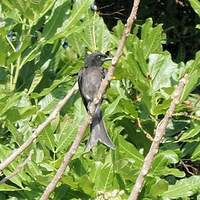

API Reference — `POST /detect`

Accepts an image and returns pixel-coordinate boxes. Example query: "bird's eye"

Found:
[97,55,101,60]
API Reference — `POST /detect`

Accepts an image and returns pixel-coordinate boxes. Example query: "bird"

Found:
[78,52,115,152]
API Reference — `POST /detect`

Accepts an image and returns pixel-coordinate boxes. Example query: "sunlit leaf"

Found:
[161,176,200,199]
[188,0,200,16]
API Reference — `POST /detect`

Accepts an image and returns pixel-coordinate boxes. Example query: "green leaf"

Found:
[6,35,32,65]
[2,0,55,24]
[188,0,200,16]
[150,179,168,197]
[43,0,91,43]
[160,168,185,178]
[79,175,94,196]
[178,123,200,141]
[77,15,112,52]
[55,98,86,153]
[21,45,41,67]
[5,120,21,143]
[28,70,43,94]
[42,0,71,41]
[3,167,31,188]
[151,150,182,177]
[89,161,103,184]
[141,18,164,59]
[123,18,165,77]
[30,0,56,24]
[31,77,70,98]
[104,96,122,118]
[92,162,114,191]
[36,112,56,150]
[118,98,138,118]
[0,92,23,117]
[161,176,200,199]
[148,53,178,92]
[55,116,76,153]
[122,53,150,98]
[35,148,45,163]
[118,135,143,168]
[0,35,8,65]
[192,143,200,160]
[181,52,200,101]
[18,105,38,120]
[0,184,25,191]
[0,67,8,83]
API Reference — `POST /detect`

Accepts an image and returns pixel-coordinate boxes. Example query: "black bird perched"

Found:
[78,52,115,152]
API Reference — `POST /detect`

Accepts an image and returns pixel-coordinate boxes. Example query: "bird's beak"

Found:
[103,57,112,62]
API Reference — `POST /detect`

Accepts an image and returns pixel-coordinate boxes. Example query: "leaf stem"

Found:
[11,56,21,91]
[6,36,16,52]
[10,63,14,90]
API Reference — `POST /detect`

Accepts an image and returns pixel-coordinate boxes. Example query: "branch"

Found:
[0,83,78,172]
[173,112,200,121]
[136,117,153,141]
[40,0,141,199]
[128,74,188,200]
[0,151,33,184]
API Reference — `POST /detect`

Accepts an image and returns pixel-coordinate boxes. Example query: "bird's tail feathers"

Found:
[85,108,115,152]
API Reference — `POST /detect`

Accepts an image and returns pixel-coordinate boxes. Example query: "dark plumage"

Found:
[78,52,115,152]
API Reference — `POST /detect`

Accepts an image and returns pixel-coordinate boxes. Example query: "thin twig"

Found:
[173,112,200,121]
[175,0,184,6]
[179,160,197,176]
[128,74,188,200]
[40,0,141,199]
[136,118,153,141]
[6,36,16,52]
[0,83,78,172]
[0,151,33,184]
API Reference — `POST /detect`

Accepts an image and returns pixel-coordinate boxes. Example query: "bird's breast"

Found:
[82,67,103,101]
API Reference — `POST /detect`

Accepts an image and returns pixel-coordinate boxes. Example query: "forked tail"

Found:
[85,107,115,152]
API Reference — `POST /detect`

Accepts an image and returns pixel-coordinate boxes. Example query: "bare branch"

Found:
[0,83,78,172]
[40,0,141,199]
[0,151,33,184]
[128,74,188,200]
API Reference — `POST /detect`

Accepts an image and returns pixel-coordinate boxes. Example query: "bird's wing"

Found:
[102,68,108,78]
[78,69,88,109]
[78,69,83,88]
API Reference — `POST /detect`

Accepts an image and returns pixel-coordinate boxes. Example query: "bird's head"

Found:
[85,52,112,68]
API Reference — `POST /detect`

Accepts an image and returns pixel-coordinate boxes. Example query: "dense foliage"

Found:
[0,0,199,199]
[96,0,200,62]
